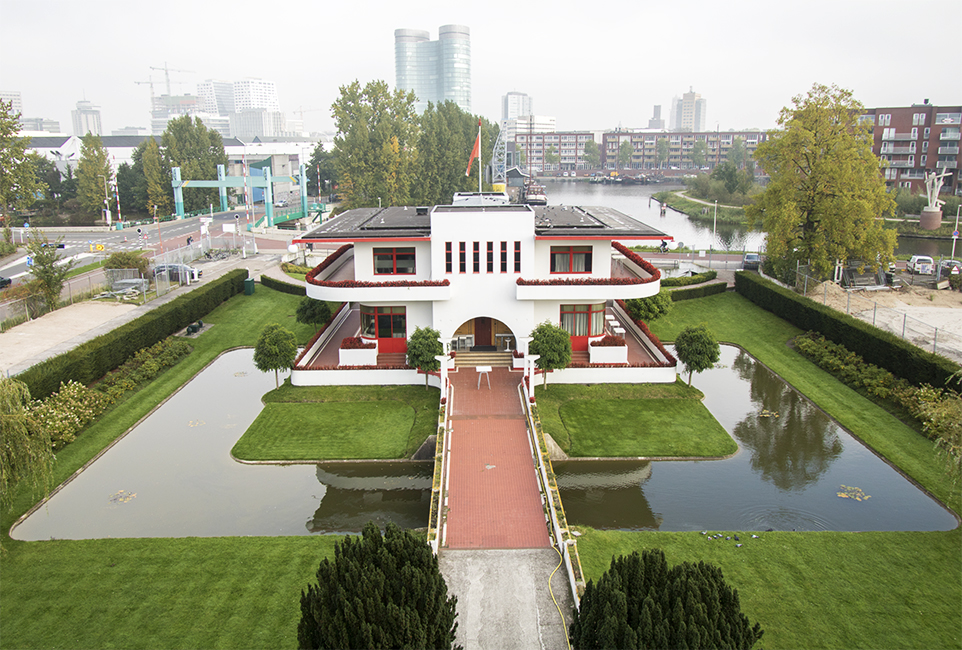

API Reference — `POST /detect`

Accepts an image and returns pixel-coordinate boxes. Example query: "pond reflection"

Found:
[556,346,957,532]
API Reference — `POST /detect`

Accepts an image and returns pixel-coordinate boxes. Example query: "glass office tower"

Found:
[395,25,471,113]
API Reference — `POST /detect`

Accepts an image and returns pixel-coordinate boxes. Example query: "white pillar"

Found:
[435,354,449,397]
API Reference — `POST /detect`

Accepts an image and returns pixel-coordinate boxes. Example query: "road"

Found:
[1,208,273,287]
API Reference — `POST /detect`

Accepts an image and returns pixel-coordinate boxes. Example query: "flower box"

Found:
[339,339,378,367]
[513,355,526,369]
[589,343,628,365]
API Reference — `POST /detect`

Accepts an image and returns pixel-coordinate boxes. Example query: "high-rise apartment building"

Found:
[648,105,665,130]
[72,100,102,136]
[670,88,707,132]
[502,92,532,121]
[198,80,236,116]
[395,25,471,113]
[1,90,23,114]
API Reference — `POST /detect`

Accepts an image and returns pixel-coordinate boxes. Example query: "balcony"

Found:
[516,245,661,302]
[881,132,914,141]
[305,246,452,303]
[936,161,959,169]
[900,170,926,179]
[882,146,915,155]
[940,132,961,141]
[938,146,960,155]
[888,160,914,168]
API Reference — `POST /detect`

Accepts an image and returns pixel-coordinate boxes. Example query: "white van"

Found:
[908,255,934,274]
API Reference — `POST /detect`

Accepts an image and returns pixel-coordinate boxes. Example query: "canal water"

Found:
[555,346,957,532]
[543,179,956,258]
[12,345,955,540]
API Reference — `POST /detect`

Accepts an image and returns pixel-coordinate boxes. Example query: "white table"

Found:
[477,365,492,389]
[613,327,626,336]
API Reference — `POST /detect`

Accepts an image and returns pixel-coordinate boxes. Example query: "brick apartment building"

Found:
[862,101,962,196]
[601,130,767,171]
[515,131,595,173]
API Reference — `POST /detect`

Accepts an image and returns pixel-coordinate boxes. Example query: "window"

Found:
[514,241,521,273]
[912,127,919,140]
[374,247,415,275]
[459,242,466,273]
[550,246,593,273]
[473,242,480,273]
[445,242,452,273]
[360,306,406,339]
[487,241,494,273]
[924,127,931,139]
[559,304,605,337]
[501,241,508,272]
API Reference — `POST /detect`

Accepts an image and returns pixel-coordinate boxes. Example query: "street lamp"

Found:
[98,174,111,227]
[709,199,718,269]
[952,203,960,261]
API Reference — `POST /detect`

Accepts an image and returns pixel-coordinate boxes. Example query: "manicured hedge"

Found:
[734,271,960,389]
[669,282,728,302]
[17,269,248,400]
[661,270,717,287]
[260,274,306,296]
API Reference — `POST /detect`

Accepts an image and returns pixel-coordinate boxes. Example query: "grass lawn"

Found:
[233,401,417,460]
[577,528,961,650]
[559,398,734,457]
[535,380,734,457]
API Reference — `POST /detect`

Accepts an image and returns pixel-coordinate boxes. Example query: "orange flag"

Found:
[465,119,481,176]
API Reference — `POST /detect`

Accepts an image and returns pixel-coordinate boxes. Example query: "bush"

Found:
[30,380,110,449]
[590,334,626,347]
[297,522,459,649]
[624,289,673,322]
[669,282,727,302]
[103,251,150,277]
[735,271,960,390]
[661,269,717,287]
[571,549,763,649]
[260,274,305,296]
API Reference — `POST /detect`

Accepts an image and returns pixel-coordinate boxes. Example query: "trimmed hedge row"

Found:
[669,282,728,302]
[17,269,248,400]
[661,270,717,287]
[734,271,960,389]
[260,274,306,296]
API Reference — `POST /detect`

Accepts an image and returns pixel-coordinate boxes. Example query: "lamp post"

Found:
[98,174,111,227]
[709,199,718,268]
[952,204,960,261]
[154,204,164,251]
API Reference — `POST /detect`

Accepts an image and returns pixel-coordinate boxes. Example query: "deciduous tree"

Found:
[406,326,443,389]
[618,140,633,170]
[571,548,763,649]
[656,137,669,169]
[625,289,673,322]
[253,323,298,388]
[75,133,113,218]
[582,140,601,169]
[161,115,226,213]
[544,145,560,170]
[674,324,720,386]
[0,100,46,221]
[529,321,571,388]
[0,377,53,516]
[331,80,418,208]
[295,297,332,332]
[25,230,73,310]
[143,137,171,216]
[747,84,896,281]
[297,521,460,649]
[688,139,708,169]
[727,136,747,168]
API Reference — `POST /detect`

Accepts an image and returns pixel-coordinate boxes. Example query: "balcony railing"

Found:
[936,161,959,169]
[940,132,961,141]
[888,161,914,168]
[938,146,960,155]
[881,132,915,141]
[882,146,915,154]
[900,170,926,179]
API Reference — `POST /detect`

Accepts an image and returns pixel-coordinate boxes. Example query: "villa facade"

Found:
[290,194,677,387]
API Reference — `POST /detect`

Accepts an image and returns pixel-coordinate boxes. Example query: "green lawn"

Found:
[577,528,961,650]
[234,401,418,460]
[535,380,734,457]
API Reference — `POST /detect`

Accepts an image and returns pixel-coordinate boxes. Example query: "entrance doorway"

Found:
[453,317,515,352]
[474,317,492,347]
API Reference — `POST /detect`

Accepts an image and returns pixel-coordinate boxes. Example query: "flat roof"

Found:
[298,202,667,242]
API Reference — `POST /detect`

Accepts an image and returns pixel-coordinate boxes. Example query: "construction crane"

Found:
[294,107,325,121]
[150,63,195,96]
[134,78,156,114]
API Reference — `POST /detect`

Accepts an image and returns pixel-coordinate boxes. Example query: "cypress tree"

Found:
[570,549,763,649]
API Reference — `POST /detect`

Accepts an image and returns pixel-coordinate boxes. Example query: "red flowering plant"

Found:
[339,336,376,350]
[590,334,626,347]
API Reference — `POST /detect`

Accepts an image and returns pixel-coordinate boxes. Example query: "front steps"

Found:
[454,351,513,368]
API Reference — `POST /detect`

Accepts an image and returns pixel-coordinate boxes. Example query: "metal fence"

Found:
[794,271,962,364]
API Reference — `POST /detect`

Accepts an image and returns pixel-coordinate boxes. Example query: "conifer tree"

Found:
[298,522,460,649]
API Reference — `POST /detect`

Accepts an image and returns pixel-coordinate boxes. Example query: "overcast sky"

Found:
[2,0,959,137]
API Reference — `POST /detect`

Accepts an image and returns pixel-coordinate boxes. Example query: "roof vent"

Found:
[416,206,429,216]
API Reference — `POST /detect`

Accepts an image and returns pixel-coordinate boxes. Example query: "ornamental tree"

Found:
[529,321,572,389]
[674,324,720,387]
[747,84,896,282]
[0,377,53,516]
[296,297,333,332]
[571,549,763,649]
[253,323,298,388]
[297,521,460,649]
[25,230,74,310]
[625,289,673,322]
[406,326,443,389]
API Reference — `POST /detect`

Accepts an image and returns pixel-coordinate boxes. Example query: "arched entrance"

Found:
[452,317,516,352]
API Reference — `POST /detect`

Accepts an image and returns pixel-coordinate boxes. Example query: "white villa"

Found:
[289,193,677,388]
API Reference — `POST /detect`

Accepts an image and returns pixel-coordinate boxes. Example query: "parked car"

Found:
[939,259,961,273]
[742,253,761,271]
[154,263,201,282]
[908,255,934,274]
[0,275,11,289]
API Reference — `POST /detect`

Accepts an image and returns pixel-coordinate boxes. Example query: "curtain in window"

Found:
[591,309,605,336]
[560,312,574,335]
[552,252,569,273]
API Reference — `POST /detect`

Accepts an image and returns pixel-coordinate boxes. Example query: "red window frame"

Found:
[473,242,480,273]
[500,241,508,273]
[486,241,494,273]
[550,246,593,274]
[445,242,452,273]
[514,241,521,273]
[459,242,466,273]
[373,247,416,275]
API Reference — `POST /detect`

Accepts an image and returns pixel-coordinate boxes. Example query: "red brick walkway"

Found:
[444,367,550,549]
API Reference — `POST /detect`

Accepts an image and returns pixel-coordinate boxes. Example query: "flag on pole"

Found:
[465,118,481,177]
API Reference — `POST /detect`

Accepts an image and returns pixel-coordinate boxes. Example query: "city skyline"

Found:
[1,0,959,137]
